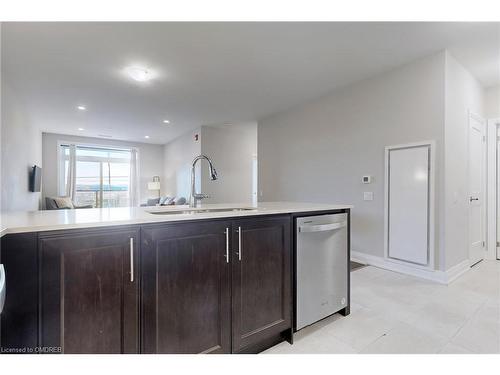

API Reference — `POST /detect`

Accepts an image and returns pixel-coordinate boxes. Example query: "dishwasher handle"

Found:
[298,221,347,233]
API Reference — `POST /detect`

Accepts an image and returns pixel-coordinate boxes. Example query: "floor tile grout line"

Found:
[267,262,500,354]
[352,314,411,354]
[352,265,494,353]
[447,298,488,345]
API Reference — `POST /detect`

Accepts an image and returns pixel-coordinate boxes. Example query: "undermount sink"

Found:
[147,207,257,215]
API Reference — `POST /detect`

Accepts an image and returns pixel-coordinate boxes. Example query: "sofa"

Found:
[45,196,93,210]
[140,196,187,207]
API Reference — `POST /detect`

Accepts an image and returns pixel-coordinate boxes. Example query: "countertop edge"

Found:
[0,203,353,238]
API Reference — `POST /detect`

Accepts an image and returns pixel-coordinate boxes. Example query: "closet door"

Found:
[386,143,432,266]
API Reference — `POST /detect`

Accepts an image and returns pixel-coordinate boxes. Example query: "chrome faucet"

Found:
[190,155,218,207]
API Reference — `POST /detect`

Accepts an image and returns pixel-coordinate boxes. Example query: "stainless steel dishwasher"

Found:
[296,213,348,330]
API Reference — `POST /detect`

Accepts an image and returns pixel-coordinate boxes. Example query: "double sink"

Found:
[147,207,257,215]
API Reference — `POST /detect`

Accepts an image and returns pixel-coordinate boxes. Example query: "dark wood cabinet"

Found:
[231,216,292,353]
[0,233,39,352]
[0,212,310,354]
[141,217,292,354]
[39,227,140,353]
[141,221,232,354]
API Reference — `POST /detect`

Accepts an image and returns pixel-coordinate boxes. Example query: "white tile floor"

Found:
[264,260,500,354]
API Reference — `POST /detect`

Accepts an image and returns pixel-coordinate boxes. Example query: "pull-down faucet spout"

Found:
[190,155,218,207]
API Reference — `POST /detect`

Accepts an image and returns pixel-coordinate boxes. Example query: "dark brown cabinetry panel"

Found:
[39,228,139,353]
[1,213,299,354]
[141,221,231,354]
[0,233,39,352]
[231,216,291,353]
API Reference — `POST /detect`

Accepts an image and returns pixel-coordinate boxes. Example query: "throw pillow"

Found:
[53,197,74,209]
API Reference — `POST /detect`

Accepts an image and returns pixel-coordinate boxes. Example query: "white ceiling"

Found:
[2,22,499,144]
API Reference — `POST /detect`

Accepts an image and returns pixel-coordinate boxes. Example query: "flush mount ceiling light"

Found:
[77,105,86,111]
[144,135,150,139]
[124,65,155,82]
[78,128,85,131]
[163,120,170,124]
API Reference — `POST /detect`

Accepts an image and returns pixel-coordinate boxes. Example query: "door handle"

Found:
[469,197,479,202]
[224,228,230,263]
[298,221,347,233]
[130,238,134,283]
[236,226,242,261]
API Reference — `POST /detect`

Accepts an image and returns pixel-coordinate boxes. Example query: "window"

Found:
[58,143,134,208]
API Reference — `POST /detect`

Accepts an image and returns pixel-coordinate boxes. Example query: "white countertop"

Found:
[0,202,352,237]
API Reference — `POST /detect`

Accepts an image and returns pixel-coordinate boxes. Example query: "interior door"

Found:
[468,113,486,266]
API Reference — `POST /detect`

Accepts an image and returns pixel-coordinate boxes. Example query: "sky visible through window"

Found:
[61,145,132,207]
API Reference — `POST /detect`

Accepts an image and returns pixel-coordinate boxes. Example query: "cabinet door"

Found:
[40,228,139,354]
[231,216,291,352]
[0,233,38,351]
[141,221,231,354]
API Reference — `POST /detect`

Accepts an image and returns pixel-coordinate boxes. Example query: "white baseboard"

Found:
[351,251,470,285]
[442,259,471,284]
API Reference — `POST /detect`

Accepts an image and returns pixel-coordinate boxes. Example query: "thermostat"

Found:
[362,175,372,184]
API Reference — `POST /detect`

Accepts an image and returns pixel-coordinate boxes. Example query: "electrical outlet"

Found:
[363,192,374,201]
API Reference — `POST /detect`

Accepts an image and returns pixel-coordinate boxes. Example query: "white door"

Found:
[386,144,432,266]
[468,113,486,266]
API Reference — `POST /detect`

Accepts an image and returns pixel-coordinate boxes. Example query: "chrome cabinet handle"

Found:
[237,226,242,261]
[130,238,134,283]
[224,228,230,263]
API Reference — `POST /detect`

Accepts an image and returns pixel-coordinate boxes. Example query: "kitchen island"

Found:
[0,202,351,354]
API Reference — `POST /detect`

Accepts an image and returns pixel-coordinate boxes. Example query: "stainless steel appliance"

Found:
[296,213,348,330]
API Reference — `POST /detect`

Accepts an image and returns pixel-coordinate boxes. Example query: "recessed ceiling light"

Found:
[124,65,155,82]
[144,135,150,139]
[77,105,86,111]
[163,120,170,124]
[78,127,85,131]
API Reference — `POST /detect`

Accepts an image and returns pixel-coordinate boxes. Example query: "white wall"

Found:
[443,52,485,269]
[42,132,165,206]
[258,52,446,266]
[163,127,201,199]
[201,122,257,204]
[1,81,43,212]
[485,85,500,119]
[162,124,257,204]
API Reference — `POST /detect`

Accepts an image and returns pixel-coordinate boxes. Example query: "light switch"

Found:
[363,192,374,201]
